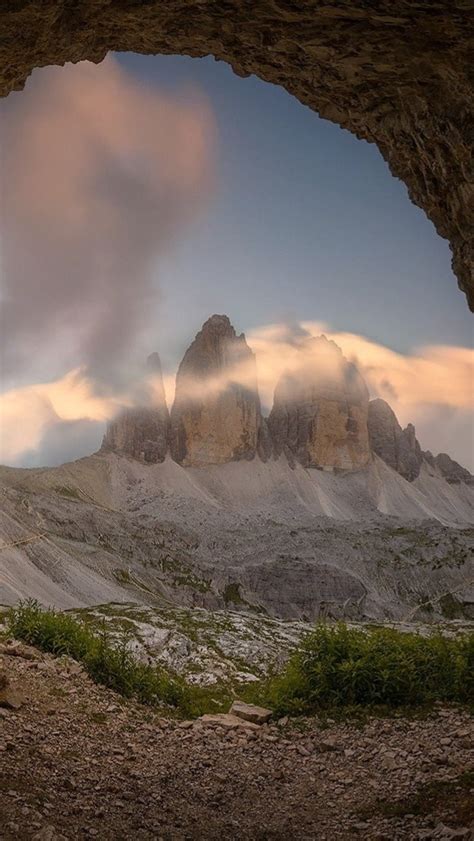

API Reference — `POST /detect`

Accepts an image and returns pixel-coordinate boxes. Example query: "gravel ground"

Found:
[1,645,473,840]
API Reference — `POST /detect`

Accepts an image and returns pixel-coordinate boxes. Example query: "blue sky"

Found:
[118,51,472,372]
[1,53,472,469]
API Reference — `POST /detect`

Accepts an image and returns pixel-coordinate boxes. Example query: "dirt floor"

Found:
[0,644,473,840]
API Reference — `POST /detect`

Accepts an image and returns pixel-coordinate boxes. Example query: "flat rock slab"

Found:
[229,701,272,725]
[199,713,260,731]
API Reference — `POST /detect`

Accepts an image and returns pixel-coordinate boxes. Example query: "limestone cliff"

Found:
[100,321,470,484]
[268,336,370,471]
[170,315,266,467]
[101,353,169,463]
[367,398,422,482]
[424,451,474,486]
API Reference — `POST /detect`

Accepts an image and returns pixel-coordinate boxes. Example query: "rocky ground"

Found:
[64,602,472,687]
[1,643,473,840]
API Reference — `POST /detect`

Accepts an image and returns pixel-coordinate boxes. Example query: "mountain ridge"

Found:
[100,314,473,485]
[1,314,472,619]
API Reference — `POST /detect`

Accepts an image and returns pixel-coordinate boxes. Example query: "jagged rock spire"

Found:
[101,351,169,463]
[367,398,422,481]
[268,335,370,470]
[169,315,269,466]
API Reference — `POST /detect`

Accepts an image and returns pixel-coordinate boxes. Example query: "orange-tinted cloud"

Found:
[2,321,472,469]
[1,369,123,462]
[0,57,215,392]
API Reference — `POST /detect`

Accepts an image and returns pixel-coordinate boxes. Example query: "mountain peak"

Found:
[202,313,234,330]
[101,351,169,464]
[146,351,163,374]
[367,398,422,481]
[99,319,471,484]
[169,315,264,466]
[269,337,370,470]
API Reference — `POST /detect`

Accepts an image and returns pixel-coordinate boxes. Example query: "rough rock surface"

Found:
[1,647,473,840]
[1,453,472,620]
[368,398,423,481]
[0,2,472,308]
[424,451,474,486]
[101,353,169,463]
[170,315,265,466]
[70,603,309,687]
[0,668,23,710]
[269,336,370,470]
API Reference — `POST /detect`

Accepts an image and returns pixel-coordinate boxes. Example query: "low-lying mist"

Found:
[2,320,473,470]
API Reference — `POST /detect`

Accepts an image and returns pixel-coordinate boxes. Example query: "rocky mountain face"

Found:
[101,353,169,463]
[367,398,423,482]
[423,451,474,486]
[268,336,370,470]
[169,315,267,467]
[101,315,471,485]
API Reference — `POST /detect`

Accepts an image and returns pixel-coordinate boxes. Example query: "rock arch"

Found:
[1,1,472,309]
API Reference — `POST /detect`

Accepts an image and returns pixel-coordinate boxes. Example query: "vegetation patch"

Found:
[113,568,132,585]
[7,599,191,713]
[223,582,245,606]
[222,581,264,611]
[6,603,474,721]
[254,622,474,716]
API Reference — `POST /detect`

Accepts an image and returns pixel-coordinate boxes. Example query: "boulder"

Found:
[0,672,23,710]
[229,700,272,725]
[268,336,370,471]
[0,641,41,660]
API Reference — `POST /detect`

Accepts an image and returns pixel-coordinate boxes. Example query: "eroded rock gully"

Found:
[0,2,473,309]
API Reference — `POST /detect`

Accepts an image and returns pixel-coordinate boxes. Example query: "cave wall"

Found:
[1,1,472,309]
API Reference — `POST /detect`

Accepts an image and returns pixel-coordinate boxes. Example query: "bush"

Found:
[7,600,189,712]
[260,622,474,715]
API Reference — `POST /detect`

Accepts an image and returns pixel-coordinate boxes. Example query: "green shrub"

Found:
[7,599,189,712]
[260,622,473,715]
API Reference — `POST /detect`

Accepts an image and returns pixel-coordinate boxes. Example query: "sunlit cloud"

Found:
[1,321,472,470]
[0,369,122,463]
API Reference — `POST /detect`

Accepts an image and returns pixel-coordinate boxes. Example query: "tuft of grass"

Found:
[7,599,190,713]
[254,622,474,716]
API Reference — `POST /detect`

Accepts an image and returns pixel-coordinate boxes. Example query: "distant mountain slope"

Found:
[1,452,472,619]
[99,316,473,488]
[2,315,472,618]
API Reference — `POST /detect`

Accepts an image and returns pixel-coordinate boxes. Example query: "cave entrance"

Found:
[0,3,472,310]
